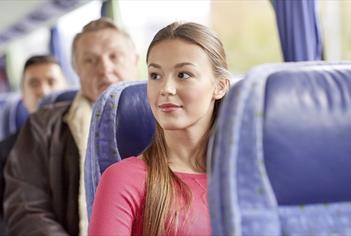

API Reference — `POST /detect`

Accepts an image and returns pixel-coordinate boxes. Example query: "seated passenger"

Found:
[4,18,138,236]
[0,55,66,235]
[22,55,67,113]
[88,22,230,236]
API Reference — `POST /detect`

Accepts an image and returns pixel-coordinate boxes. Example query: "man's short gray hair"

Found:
[71,17,134,68]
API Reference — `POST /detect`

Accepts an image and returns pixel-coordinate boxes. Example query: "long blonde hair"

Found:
[142,22,230,236]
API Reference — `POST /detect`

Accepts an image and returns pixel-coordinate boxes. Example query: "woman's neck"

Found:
[164,127,207,173]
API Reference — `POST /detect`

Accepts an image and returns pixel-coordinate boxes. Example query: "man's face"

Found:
[22,63,66,113]
[74,28,138,102]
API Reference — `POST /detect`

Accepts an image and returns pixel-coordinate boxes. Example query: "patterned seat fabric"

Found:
[208,62,351,236]
[85,80,155,219]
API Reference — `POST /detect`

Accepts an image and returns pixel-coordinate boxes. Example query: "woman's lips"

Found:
[158,103,182,112]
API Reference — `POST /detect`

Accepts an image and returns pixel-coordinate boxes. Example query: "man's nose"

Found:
[37,82,51,97]
[97,57,113,75]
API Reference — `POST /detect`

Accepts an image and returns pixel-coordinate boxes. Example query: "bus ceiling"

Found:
[0,0,96,53]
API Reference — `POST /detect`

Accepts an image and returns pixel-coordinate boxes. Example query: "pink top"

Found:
[88,156,211,236]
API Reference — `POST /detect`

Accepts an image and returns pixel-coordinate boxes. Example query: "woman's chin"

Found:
[159,122,185,131]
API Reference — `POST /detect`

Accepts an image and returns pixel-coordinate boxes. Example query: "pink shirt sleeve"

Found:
[88,157,146,236]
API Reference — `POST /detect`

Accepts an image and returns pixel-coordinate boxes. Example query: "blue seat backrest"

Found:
[208,62,351,236]
[85,80,155,219]
[38,88,78,108]
[0,89,78,141]
[264,68,351,205]
[0,93,28,141]
[0,94,8,109]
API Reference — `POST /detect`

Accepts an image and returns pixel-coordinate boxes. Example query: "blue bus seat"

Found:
[208,62,351,236]
[85,80,155,219]
[38,88,78,108]
[0,93,28,141]
[0,89,78,141]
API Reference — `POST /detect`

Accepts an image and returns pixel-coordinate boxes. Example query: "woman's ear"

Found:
[213,78,230,100]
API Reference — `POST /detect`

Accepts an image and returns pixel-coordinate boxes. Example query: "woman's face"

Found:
[147,39,222,132]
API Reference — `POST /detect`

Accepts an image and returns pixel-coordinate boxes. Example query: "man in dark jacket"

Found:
[0,55,66,235]
[3,18,139,236]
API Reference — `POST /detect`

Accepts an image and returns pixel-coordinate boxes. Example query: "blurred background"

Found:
[0,0,349,92]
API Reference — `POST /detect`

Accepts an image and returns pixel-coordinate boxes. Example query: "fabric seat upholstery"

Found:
[85,80,155,219]
[38,88,78,108]
[0,93,27,141]
[208,62,351,236]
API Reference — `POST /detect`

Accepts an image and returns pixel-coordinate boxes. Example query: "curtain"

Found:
[272,0,323,61]
[50,25,79,86]
[5,44,22,91]
[101,0,122,25]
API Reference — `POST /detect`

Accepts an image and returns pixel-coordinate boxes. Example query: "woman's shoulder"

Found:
[103,156,147,180]
[111,156,146,169]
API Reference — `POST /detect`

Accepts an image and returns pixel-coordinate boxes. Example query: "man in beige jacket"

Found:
[4,18,138,236]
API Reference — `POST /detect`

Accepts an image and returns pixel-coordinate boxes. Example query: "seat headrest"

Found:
[115,82,156,159]
[264,65,351,205]
[0,89,77,141]
[85,80,155,219]
[0,93,27,140]
[90,80,155,173]
[39,88,78,108]
[208,61,351,236]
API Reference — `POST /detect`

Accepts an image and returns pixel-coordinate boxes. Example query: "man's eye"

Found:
[178,72,191,80]
[84,58,94,64]
[48,78,56,87]
[149,73,161,80]
[110,53,120,62]
[29,80,40,88]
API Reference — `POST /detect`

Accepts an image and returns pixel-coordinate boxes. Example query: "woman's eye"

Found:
[149,73,161,80]
[178,72,191,80]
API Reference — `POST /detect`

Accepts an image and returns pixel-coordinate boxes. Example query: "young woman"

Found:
[88,22,230,236]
